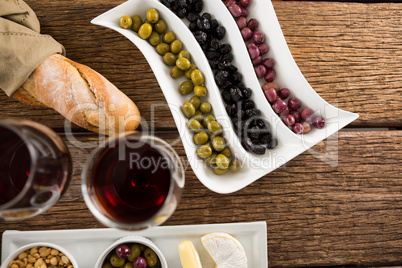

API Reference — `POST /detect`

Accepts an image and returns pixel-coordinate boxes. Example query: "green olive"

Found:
[103,264,113,268]
[200,102,212,113]
[131,15,143,32]
[189,96,201,110]
[181,102,196,118]
[176,58,191,71]
[185,64,197,80]
[119,16,133,29]
[170,66,184,78]
[162,31,176,43]
[144,248,158,267]
[197,145,213,158]
[138,23,153,39]
[148,31,161,46]
[206,152,217,167]
[208,121,223,136]
[170,40,183,54]
[163,52,176,66]
[194,86,207,97]
[192,111,203,122]
[221,147,232,158]
[194,131,209,145]
[146,8,159,23]
[179,81,194,95]
[124,263,133,268]
[215,154,230,169]
[212,136,226,152]
[203,114,216,128]
[188,119,203,132]
[110,254,125,267]
[191,69,205,86]
[178,50,191,60]
[127,244,142,262]
[156,43,170,55]
[229,159,241,172]
[154,19,167,34]
[213,166,229,175]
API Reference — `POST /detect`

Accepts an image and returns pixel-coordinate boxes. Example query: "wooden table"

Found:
[1,0,401,267]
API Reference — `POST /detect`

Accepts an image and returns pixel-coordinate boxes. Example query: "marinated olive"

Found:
[194,85,207,97]
[206,152,217,167]
[131,15,143,32]
[110,254,125,267]
[216,154,230,169]
[127,244,141,262]
[179,81,194,95]
[103,264,113,268]
[138,23,153,39]
[178,50,191,60]
[190,96,201,110]
[222,147,232,158]
[200,102,212,113]
[191,69,205,86]
[176,57,191,70]
[188,119,203,132]
[212,136,226,152]
[197,145,213,158]
[163,52,177,66]
[192,111,204,122]
[119,16,132,29]
[208,121,223,135]
[170,40,183,54]
[146,8,159,23]
[203,114,216,128]
[123,263,133,268]
[162,31,176,43]
[148,31,161,46]
[185,64,197,80]
[213,166,229,175]
[154,19,167,34]
[170,66,184,78]
[181,102,196,118]
[144,248,158,267]
[156,43,170,55]
[229,159,241,172]
[194,131,209,145]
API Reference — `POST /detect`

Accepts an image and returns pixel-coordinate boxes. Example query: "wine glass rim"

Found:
[81,132,184,230]
[0,119,40,210]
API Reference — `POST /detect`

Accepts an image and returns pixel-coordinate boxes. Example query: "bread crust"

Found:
[13,54,141,135]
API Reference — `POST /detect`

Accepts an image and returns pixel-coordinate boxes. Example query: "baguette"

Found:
[13,54,141,135]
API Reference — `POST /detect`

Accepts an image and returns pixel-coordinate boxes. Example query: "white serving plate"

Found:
[91,0,358,194]
[1,221,268,267]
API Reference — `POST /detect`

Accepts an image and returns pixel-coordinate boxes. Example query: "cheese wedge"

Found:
[178,240,202,268]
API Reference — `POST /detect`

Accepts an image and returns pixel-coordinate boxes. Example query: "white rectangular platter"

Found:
[1,221,267,267]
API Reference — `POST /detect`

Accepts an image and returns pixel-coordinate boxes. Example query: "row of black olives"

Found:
[119,8,241,175]
[161,0,278,155]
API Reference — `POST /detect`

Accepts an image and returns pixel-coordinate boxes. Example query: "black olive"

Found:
[259,133,272,145]
[245,108,261,117]
[194,1,203,13]
[241,87,252,99]
[225,103,237,116]
[196,18,211,31]
[242,137,266,155]
[222,91,232,104]
[210,38,221,50]
[219,44,232,54]
[214,26,226,40]
[267,138,278,149]
[230,87,243,102]
[210,19,219,30]
[205,51,220,60]
[201,42,210,51]
[186,12,200,22]
[194,31,207,44]
[202,12,212,21]
[214,70,229,86]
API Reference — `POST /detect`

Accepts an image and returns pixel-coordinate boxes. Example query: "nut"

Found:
[8,246,73,268]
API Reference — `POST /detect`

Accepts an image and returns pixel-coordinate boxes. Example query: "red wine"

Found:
[92,139,172,224]
[0,127,31,206]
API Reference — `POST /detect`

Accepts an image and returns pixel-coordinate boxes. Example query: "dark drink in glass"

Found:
[82,133,184,230]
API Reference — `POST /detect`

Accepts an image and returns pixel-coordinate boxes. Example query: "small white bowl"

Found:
[1,242,79,268]
[95,236,168,268]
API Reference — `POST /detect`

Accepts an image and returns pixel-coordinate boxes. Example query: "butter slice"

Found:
[178,241,202,268]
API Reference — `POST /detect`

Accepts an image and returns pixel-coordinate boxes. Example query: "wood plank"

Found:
[0,1,400,130]
[0,130,401,267]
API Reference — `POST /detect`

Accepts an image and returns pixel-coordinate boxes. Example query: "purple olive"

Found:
[262,82,280,92]
[246,42,258,50]
[248,46,260,60]
[301,108,313,122]
[264,69,276,82]
[264,88,277,103]
[240,0,252,7]
[228,4,242,17]
[224,0,237,7]
[272,100,287,114]
[283,115,295,126]
[262,58,275,69]
[279,106,290,117]
[236,16,247,29]
[313,116,326,129]
[302,122,311,133]
[116,245,131,259]
[290,110,301,123]
[241,27,253,40]
[278,88,290,99]
[240,7,248,17]
[292,123,304,134]
[252,30,265,44]
[255,65,267,78]
[247,18,259,31]
[258,43,269,55]
[133,257,147,268]
[252,55,263,65]
[288,97,301,110]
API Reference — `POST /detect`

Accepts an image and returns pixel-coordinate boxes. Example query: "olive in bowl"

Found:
[1,242,78,268]
[96,236,167,268]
